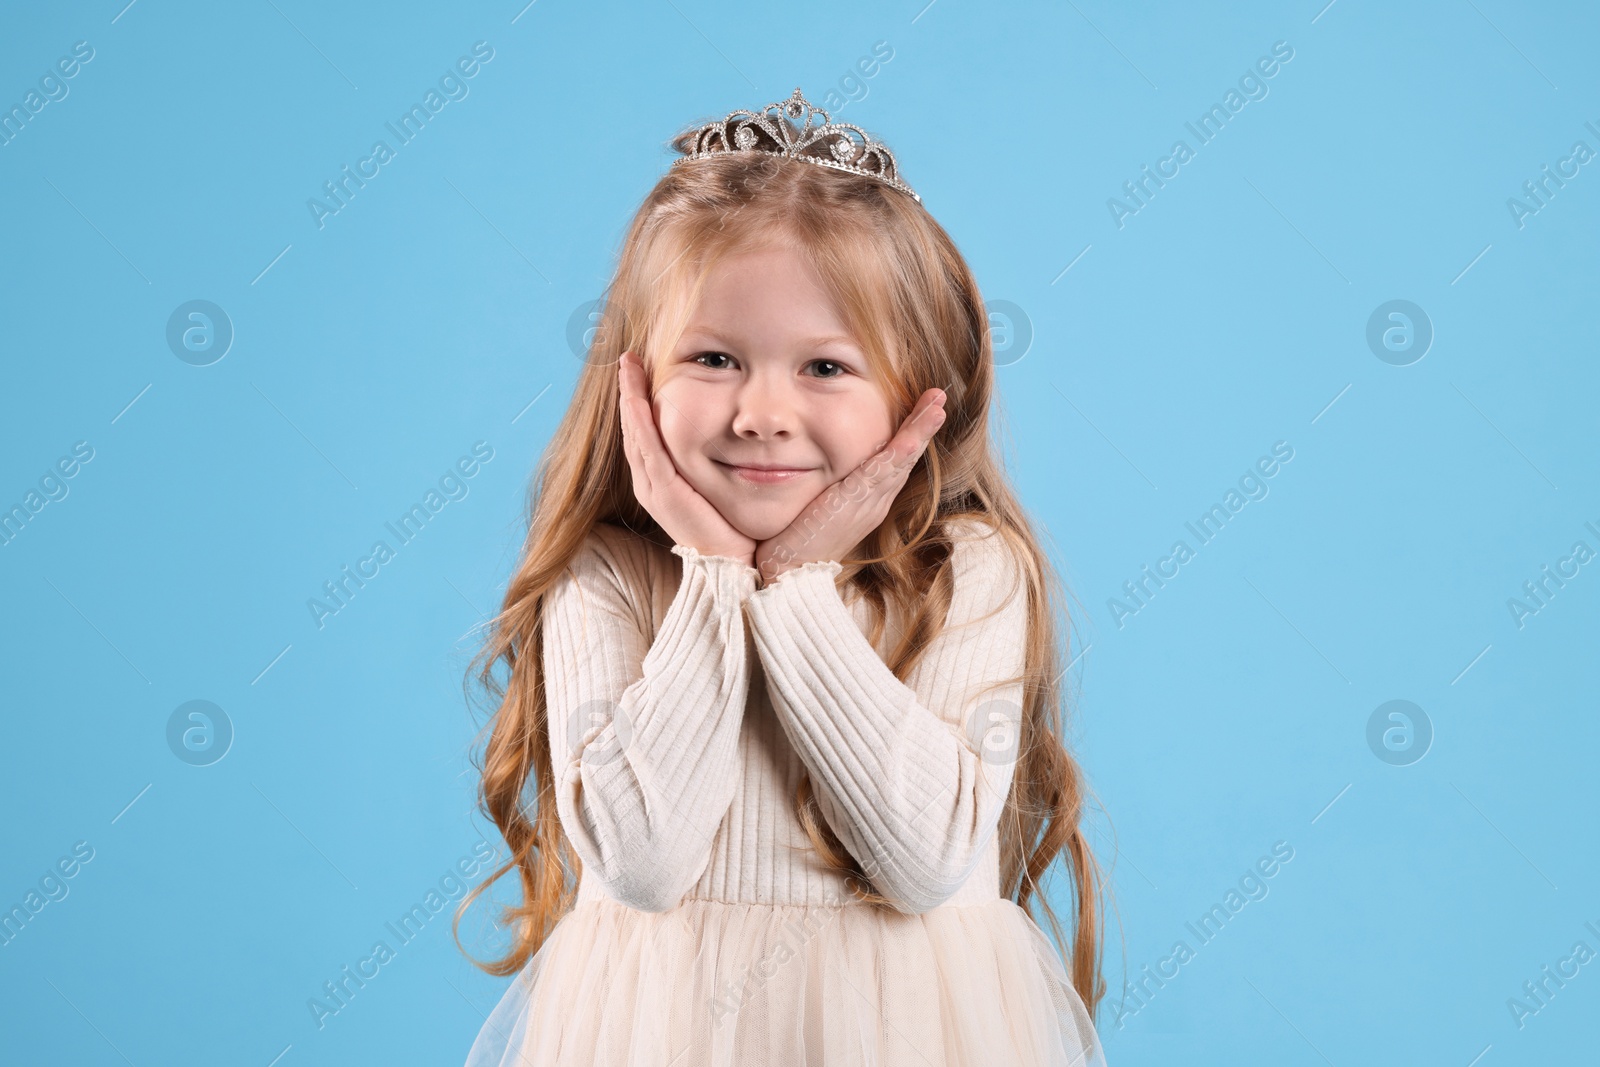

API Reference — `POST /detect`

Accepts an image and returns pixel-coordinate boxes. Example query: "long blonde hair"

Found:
[455,123,1111,1019]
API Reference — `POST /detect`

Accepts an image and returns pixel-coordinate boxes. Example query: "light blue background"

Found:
[2,1,1596,1064]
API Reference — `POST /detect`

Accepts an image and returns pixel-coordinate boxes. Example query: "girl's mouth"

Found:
[715,461,814,485]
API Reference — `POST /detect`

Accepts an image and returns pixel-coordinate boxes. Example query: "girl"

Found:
[458,88,1110,1066]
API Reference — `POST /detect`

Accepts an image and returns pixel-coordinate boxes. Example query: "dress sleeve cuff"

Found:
[669,544,761,596]
[753,558,844,595]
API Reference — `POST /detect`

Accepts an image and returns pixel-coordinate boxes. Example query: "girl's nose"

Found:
[730,375,797,438]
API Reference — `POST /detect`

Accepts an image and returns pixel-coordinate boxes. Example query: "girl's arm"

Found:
[542,525,757,912]
[744,520,1027,914]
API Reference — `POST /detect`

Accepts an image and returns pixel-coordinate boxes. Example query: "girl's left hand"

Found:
[754,388,948,585]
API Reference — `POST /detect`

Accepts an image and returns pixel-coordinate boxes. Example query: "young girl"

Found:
[459,88,1110,1066]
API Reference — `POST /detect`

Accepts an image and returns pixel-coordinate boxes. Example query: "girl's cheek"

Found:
[653,399,687,443]
[654,406,694,465]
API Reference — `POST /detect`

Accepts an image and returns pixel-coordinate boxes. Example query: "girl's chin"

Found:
[717,502,804,544]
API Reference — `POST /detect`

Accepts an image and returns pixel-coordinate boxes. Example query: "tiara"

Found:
[671,86,920,204]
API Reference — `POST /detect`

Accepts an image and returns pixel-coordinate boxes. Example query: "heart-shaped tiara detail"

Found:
[671,86,920,204]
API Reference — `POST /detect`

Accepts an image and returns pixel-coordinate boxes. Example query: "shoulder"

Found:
[541,522,674,642]
[944,515,1023,577]
[584,520,663,562]
[558,521,669,599]
[941,515,1028,619]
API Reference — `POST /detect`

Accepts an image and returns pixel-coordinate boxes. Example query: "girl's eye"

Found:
[689,353,850,380]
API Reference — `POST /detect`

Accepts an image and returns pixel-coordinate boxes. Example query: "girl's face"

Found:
[650,241,897,543]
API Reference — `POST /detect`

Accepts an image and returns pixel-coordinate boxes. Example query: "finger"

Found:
[617,354,652,493]
[888,389,944,440]
[851,404,943,502]
[870,395,945,471]
[617,353,635,444]
[905,389,946,435]
[620,358,673,491]
[903,391,945,433]
[855,438,918,494]
[622,398,656,495]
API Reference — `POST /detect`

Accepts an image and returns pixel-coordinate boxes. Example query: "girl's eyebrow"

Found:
[679,328,861,352]
[677,326,731,346]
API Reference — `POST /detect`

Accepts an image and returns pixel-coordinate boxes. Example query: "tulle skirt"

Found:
[462,895,1108,1066]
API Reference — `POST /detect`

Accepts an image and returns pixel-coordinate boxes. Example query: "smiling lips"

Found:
[716,461,814,485]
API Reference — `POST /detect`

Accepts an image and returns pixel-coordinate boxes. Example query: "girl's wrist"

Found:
[755,561,788,588]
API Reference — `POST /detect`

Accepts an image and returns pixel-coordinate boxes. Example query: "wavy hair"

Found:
[455,119,1113,1020]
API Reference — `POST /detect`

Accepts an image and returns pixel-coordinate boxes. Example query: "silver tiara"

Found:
[671,86,920,204]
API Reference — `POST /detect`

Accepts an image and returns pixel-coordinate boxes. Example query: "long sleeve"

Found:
[542,525,760,912]
[743,521,1028,914]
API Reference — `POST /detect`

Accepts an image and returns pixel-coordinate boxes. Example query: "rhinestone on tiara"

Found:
[671,86,920,204]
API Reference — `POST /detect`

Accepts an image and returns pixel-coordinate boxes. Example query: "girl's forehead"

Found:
[695,239,857,304]
[649,230,900,366]
[667,302,866,353]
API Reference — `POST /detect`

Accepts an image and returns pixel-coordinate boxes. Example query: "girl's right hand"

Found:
[617,350,759,566]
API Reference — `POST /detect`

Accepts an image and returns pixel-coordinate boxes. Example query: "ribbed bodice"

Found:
[550,521,1024,916]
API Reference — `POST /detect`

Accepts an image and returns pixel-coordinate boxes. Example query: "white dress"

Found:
[463,520,1108,1066]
